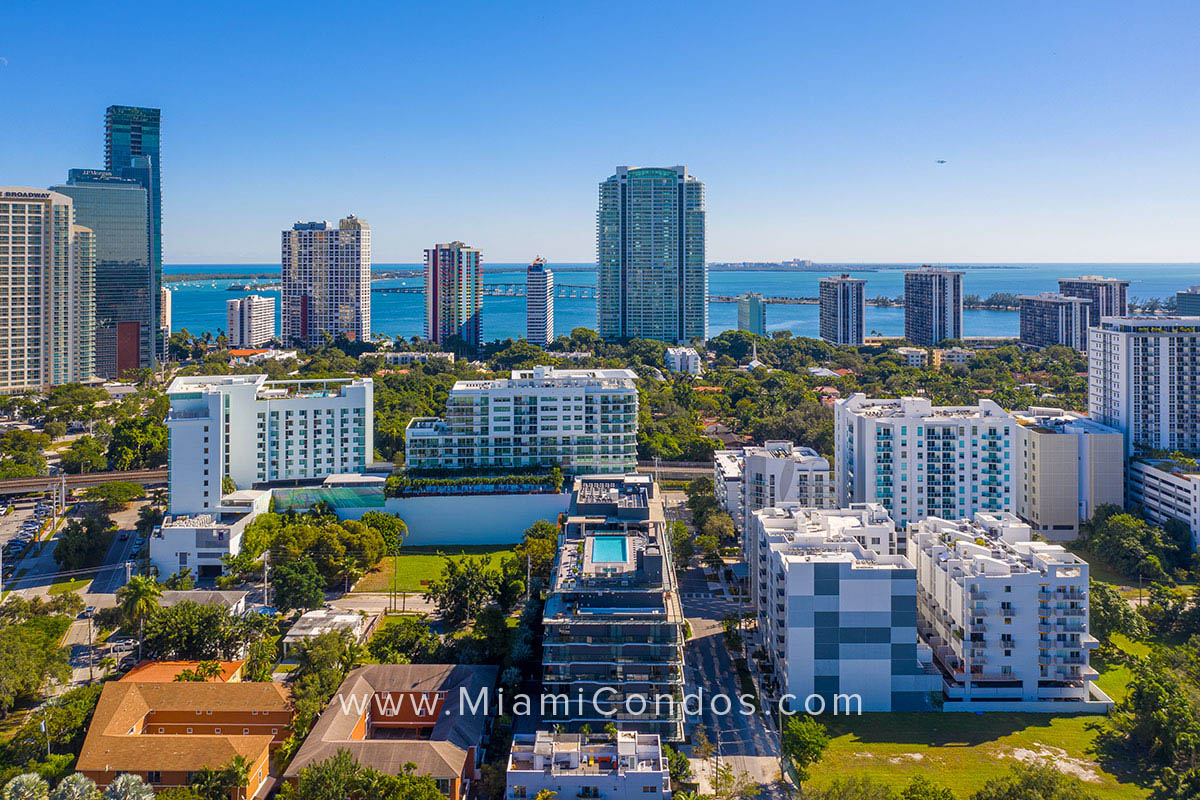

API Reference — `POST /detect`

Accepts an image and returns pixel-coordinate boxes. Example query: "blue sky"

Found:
[2,1,1198,264]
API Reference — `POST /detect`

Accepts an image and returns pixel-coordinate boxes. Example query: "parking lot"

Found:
[0,494,64,584]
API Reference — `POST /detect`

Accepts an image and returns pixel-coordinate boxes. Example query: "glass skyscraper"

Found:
[597,166,706,343]
[50,170,151,379]
[105,105,162,366]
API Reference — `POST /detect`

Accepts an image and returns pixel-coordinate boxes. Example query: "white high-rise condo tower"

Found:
[904,267,962,347]
[281,217,371,347]
[0,188,95,392]
[526,257,554,346]
[835,393,1017,527]
[1088,316,1200,455]
[819,274,866,345]
[227,295,277,348]
[597,166,706,343]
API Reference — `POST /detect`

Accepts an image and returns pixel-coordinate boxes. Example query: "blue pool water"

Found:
[592,535,629,563]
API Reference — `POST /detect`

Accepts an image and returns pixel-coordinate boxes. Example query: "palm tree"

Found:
[2,773,49,800]
[97,656,117,677]
[48,774,98,800]
[116,576,162,661]
[99,774,153,800]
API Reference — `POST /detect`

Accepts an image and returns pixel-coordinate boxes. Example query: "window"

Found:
[147,772,161,785]
[643,787,659,793]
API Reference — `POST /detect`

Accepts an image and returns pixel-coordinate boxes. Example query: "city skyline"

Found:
[2,2,1200,264]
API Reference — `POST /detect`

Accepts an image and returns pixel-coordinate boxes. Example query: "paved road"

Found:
[677,563,781,786]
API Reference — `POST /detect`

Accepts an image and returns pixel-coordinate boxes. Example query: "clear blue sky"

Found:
[2,1,1198,264]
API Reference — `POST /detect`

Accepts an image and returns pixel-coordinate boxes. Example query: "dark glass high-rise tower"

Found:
[50,170,150,379]
[105,105,161,366]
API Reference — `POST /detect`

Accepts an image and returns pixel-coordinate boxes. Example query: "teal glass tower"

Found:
[105,105,161,366]
[597,166,706,343]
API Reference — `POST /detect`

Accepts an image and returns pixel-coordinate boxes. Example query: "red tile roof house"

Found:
[76,681,293,799]
[283,664,498,799]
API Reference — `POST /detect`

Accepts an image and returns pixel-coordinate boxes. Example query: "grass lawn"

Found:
[48,576,92,595]
[354,545,517,593]
[808,660,1147,799]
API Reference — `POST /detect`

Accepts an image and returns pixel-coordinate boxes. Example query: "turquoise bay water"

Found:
[165,263,1200,342]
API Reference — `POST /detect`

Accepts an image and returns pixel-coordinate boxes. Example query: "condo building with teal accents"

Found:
[597,166,706,344]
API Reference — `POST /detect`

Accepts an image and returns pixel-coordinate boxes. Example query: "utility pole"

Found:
[263,550,271,610]
[87,611,94,684]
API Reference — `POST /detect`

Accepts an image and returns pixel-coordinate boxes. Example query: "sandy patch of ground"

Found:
[1003,744,1101,782]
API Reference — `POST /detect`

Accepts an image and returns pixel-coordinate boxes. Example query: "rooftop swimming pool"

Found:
[592,535,629,563]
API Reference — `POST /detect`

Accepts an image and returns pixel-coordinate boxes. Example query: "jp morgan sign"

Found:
[2,191,51,199]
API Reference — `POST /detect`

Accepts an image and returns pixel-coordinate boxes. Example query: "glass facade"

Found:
[105,105,162,366]
[51,170,151,378]
[597,166,706,343]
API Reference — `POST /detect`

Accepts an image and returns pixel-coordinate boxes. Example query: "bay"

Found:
[164,262,1200,343]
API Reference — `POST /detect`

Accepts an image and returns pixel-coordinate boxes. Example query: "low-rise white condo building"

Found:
[166,374,373,515]
[1127,458,1200,551]
[910,512,1108,710]
[226,294,276,348]
[894,347,929,367]
[374,350,456,366]
[750,504,939,712]
[506,731,670,800]
[405,366,638,475]
[150,489,271,581]
[664,347,702,375]
[835,394,1017,527]
[1088,316,1200,456]
[1012,408,1124,540]
[713,450,745,529]
[714,442,836,534]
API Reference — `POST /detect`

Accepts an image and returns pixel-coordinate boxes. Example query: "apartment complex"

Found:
[1018,292,1092,351]
[738,292,767,337]
[904,267,963,346]
[405,366,638,475]
[894,346,929,367]
[819,274,866,346]
[1087,316,1200,455]
[76,680,292,799]
[281,217,371,346]
[165,374,373,514]
[526,257,554,346]
[1127,459,1200,551]
[910,513,1104,709]
[506,731,670,800]
[1013,408,1124,539]
[750,504,938,712]
[740,441,835,526]
[597,166,706,343]
[227,294,276,348]
[425,241,483,348]
[713,450,745,529]
[50,169,152,377]
[932,346,974,367]
[1177,286,1200,316]
[105,105,163,365]
[1058,275,1128,327]
[665,346,701,375]
[0,188,95,392]
[285,665,497,800]
[834,394,1017,527]
[542,475,686,740]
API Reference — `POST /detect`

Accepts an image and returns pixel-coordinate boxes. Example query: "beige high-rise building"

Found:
[0,188,95,392]
[1013,407,1125,540]
[281,217,370,347]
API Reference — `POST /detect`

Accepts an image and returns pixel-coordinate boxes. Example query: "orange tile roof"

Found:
[228,349,270,357]
[76,681,292,775]
[121,660,245,683]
